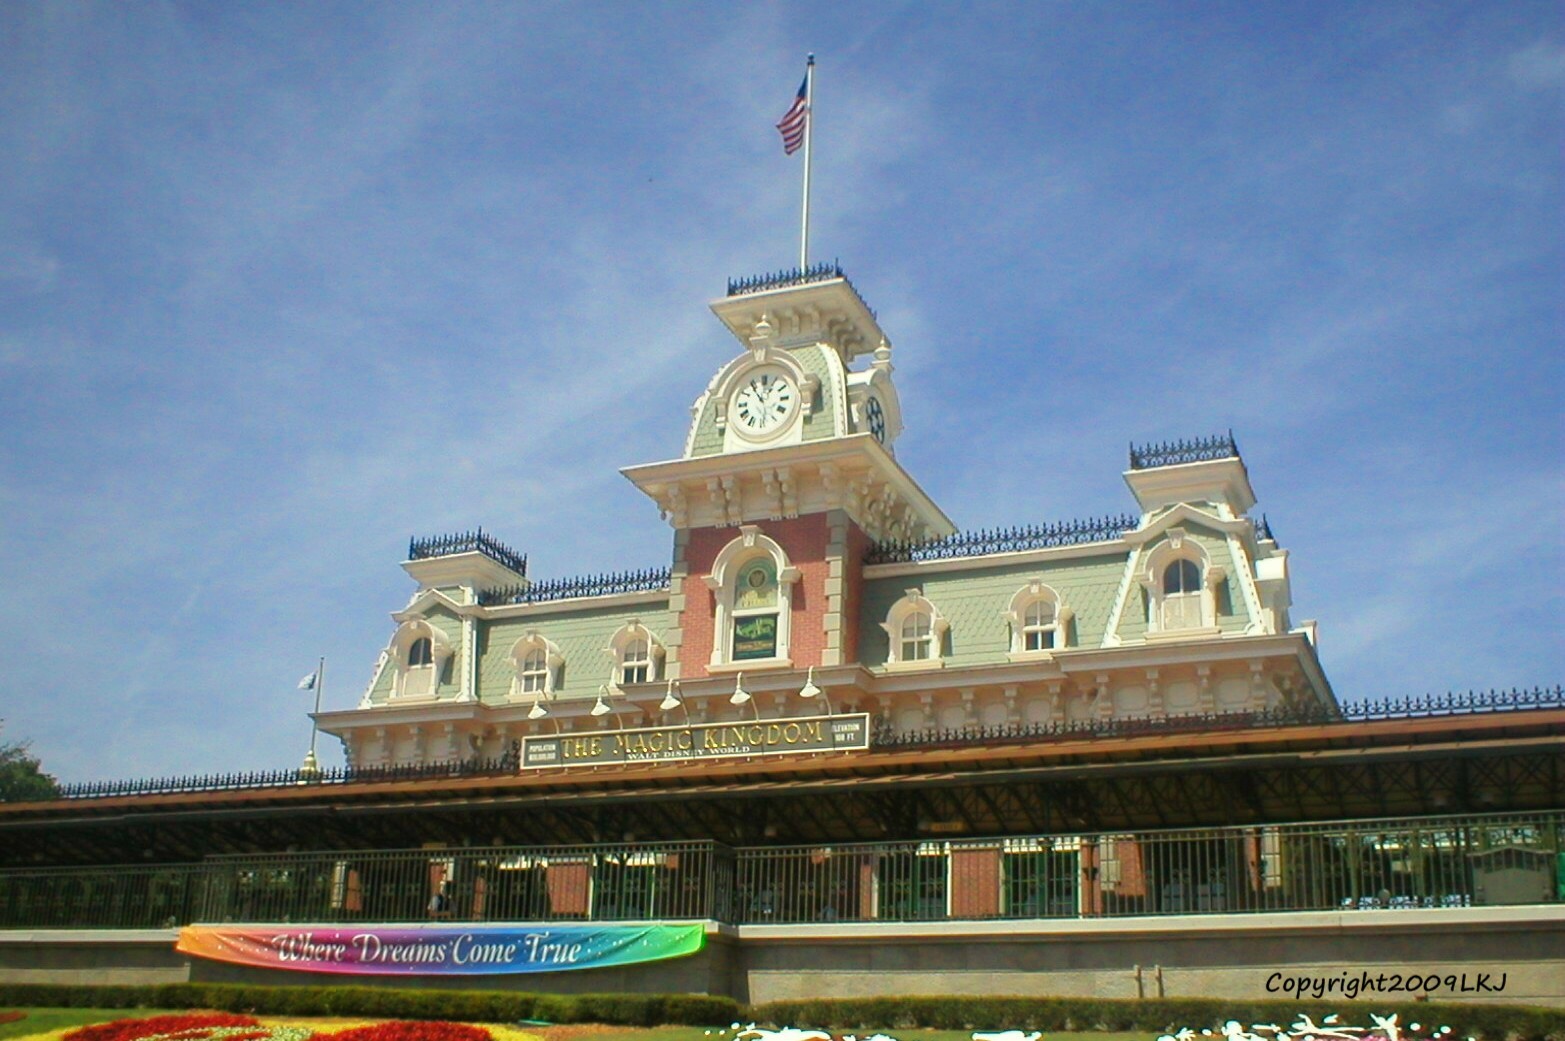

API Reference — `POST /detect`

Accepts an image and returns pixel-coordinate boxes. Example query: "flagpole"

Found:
[302,657,325,777]
[799,53,815,271]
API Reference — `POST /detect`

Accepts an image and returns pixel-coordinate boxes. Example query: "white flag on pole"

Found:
[297,672,317,690]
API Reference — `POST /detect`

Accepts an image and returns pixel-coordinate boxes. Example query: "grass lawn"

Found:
[0,1010,184,1041]
[0,1008,1154,1041]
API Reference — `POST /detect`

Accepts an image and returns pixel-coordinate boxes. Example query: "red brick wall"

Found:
[950,847,1002,917]
[680,514,832,678]
[841,519,871,665]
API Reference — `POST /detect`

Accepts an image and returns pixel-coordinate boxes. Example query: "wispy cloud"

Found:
[1,2,1557,780]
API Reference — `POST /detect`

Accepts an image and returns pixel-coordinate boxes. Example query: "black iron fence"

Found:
[727,261,841,297]
[43,750,523,800]
[1129,431,1240,470]
[1,812,1556,930]
[0,863,214,929]
[867,515,1138,565]
[732,813,1562,923]
[477,567,671,607]
[725,262,878,320]
[408,529,527,577]
[195,840,731,926]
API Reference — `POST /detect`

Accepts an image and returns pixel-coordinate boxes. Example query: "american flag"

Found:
[776,74,808,155]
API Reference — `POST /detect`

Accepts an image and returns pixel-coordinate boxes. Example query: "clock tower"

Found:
[622,265,954,680]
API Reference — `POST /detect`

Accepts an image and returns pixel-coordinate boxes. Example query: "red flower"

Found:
[65,1015,261,1041]
[309,1023,493,1041]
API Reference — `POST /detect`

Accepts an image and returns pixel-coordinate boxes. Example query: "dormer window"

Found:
[388,621,453,699]
[510,632,564,699]
[607,622,665,686]
[1162,559,1203,631]
[520,649,549,693]
[1023,601,1056,651]
[1004,581,1073,659]
[900,612,933,661]
[1141,528,1225,637]
[882,590,949,671]
[621,638,651,684]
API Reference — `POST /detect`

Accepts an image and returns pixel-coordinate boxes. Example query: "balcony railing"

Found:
[728,261,842,298]
[725,262,878,322]
[731,812,1562,924]
[0,812,1555,929]
[477,567,671,607]
[867,514,1138,565]
[408,529,527,577]
[1129,431,1240,470]
[194,840,731,926]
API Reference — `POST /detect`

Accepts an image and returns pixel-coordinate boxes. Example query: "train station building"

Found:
[1,266,1560,1004]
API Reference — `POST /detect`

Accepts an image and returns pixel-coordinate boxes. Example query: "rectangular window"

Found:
[733,614,778,660]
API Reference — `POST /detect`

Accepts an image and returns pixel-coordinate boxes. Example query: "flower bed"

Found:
[310,1025,493,1041]
[64,1015,262,1041]
[56,1018,494,1041]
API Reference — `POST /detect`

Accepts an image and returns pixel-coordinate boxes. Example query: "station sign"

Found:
[521,712,870,769]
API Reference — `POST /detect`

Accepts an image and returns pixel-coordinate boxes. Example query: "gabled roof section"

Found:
[392,587,468,622]
[1123,502,1253,546]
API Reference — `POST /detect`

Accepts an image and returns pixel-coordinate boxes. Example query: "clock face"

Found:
[732,369,797,437]
[865,396,887,443]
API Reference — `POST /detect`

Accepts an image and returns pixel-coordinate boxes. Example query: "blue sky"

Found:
[1,2,1559,782]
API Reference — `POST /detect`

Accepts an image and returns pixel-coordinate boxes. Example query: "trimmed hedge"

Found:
[750,997,1565,1041]
[0,983,739,1028]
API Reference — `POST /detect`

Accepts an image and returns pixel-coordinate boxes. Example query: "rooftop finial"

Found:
[748,313,775,355]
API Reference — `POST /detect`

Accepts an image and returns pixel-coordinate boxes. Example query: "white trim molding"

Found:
[1141,528,1226,635]
[508,631,564,699]
[387,619,455,700]
[1003,580,1075,660]
[881,588,950,670]
[604,620,666,687]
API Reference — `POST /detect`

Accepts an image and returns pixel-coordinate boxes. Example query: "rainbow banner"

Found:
[176,923,704,975]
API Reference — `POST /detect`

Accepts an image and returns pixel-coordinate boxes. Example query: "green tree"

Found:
[0,723,59,802]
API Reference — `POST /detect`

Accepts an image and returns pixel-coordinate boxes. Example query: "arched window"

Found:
[509,632,564,699]
[520,649,549,693]
[388,620,454,699]
[1140,528,1224,636]
[606,622,665,687]
[882,589,949,670]
[408,637,433,667]
[732,557,779,661]
[702,526,802,667]
[1004,581,1073,658]
[1161,559,1203,630]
